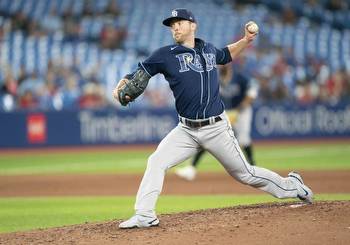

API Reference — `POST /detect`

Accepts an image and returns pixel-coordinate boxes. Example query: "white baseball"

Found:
[247,22,259,33]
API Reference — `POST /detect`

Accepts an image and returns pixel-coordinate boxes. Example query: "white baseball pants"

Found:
[134,112,299,217]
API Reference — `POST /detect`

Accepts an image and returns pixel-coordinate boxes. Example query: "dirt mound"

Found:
[1,201,349,245]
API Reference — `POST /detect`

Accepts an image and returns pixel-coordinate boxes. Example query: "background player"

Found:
[176,63,258,181]
[114,8,313,229]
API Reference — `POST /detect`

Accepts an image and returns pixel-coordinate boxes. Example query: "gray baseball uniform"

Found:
[136,112,299,217]
[118,8,313,228]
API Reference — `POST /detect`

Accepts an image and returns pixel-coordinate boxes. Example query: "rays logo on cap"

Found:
[172,10,178,17]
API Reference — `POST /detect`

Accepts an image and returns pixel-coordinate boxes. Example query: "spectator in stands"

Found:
[142,89,170,108]
[282,6,297,25]
[325,0,348,11]
[18,90,38,110]
[10,12,30,35]
[35,72,59,110]
[0,71,18,97]
[62,9,81,42]
[100,23,127,49]
[82,0,95,17]
[325,68,347,104]
[57,73,80,108]
[16,65,29,86]
[104,0,122,18]
[341,68,350,98]
[273,80,289,101]
[78,82,106,109]
[99,0,127,49]
[256,74,274,103]
[28,19,45,37]
[18,72,45,96]
[0,25,4,41]
[0,69,18,111]
[338,68,350,100]
[295,81,317,104]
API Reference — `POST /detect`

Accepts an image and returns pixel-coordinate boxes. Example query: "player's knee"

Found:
[147,153,158,168]
[236,170,259,186]
[147,153,166,171]
[237,172,253,185]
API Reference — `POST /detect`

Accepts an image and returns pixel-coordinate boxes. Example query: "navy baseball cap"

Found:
[162,8,196,26]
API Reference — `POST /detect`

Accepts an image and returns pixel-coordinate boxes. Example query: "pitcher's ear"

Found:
[191,22,197,31]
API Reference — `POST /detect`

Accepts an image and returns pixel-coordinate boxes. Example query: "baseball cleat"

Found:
[288,172,314,204]
[119,214,159,229]
[175,165,197,181]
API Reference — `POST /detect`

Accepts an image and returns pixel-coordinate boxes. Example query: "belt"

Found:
[179,116,222,128]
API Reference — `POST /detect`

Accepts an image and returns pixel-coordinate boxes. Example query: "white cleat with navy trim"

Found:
[119,214,160,229]
[288,172,314,204]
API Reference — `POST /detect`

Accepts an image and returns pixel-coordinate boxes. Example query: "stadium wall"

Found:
[0,103,349,148]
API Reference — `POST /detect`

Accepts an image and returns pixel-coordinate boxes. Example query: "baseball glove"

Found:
[113,68,151,106]
[226,109,239,125]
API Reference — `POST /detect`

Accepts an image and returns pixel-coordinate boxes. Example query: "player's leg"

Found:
[202,115,313,202]
[136,125,200,215]
[119,124,200,228]
[233,107,256,165]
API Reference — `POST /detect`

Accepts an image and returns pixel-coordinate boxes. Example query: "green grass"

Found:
[0,194,349,233]
[0,143,348,233]
[198,143,350,172]
[0,144,349,175]
[0,150,150,175]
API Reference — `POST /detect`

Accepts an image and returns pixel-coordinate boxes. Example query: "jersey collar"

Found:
[173,38,206,51]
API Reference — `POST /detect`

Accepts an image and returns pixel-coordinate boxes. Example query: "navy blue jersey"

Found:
[138,38,232,119]
[220,72,249,109]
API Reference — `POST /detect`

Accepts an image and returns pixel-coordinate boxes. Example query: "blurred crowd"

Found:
[234,0,350,30]
[0,0,349,112]
[0,0,127,48]
[0,0,127,111]
[0,60,107,111]
[232,0,350,105]
[233,45,350,106]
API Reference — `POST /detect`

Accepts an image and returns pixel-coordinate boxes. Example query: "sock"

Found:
[192,149,205,167]
[243,145,256,166]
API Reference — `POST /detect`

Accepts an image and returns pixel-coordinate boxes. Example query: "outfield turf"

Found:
[0,194,349,233]
[0,143,349,233]
[0,143,349,175]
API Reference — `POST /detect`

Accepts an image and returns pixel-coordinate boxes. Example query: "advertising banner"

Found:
[252,103,350,139]
[0,103,349,148]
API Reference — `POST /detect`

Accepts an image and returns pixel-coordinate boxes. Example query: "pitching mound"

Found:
[1,201,349,245]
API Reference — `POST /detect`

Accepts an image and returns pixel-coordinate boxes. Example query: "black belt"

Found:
[179,116,222,128]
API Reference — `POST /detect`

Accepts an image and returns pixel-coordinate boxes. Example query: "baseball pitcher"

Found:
[114,8,313,229]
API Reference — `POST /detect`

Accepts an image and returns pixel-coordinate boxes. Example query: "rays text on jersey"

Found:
[176,52,216,73]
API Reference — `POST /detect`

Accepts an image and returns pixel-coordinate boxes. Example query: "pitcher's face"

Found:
[170,19,196,44]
